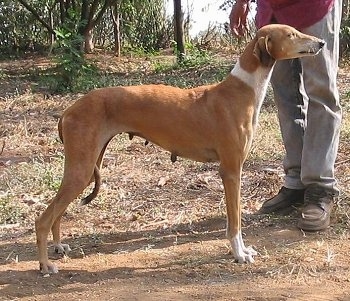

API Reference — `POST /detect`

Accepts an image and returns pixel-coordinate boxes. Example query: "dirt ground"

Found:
[0,55,350,301]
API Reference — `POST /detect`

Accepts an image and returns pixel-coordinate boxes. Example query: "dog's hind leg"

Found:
[36,143,100,274]
[36,176,94,274]
[51,212,72,256]
[36,185,87,274]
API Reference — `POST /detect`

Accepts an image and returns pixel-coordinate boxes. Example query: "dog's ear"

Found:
[253,36,275,67]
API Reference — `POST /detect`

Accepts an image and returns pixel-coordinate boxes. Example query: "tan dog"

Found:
[35,24,324,274]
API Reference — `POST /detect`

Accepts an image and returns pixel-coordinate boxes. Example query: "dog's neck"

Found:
[230,57,274,127]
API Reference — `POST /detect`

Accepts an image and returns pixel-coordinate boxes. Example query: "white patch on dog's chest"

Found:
[230,61,273,126]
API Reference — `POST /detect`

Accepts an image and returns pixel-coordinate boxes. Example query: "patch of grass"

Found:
[40,163,63,192]
[38,64,100,93]
[1,159,63,204]
[176,43,212,68]
[26,159,63,194]
[248,108,284,162]
[340,110,350,140]
[0,194,24,224]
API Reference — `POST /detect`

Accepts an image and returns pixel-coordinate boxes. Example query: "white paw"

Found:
[230,231,257,263]
[234,252,255,264]
[54,243,71,255]
[244,245,257,256]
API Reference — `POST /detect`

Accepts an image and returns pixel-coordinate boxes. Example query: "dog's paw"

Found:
[233,246,257,263]
[40,261,59,276]
[229,231,257,263]
[233,251,255,264]
[54,243,72,255]
[244,245,257,256]
[235,256,254,264]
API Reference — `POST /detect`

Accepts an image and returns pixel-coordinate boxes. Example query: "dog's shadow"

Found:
[66,215,228,254]
[1,215,228,262]
[0,213,299,267]
[0,216,229,299]
[0,215,322,300]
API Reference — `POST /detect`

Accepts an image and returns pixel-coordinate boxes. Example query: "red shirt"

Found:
[256,0,335,30]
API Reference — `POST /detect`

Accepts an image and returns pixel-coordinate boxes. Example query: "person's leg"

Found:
[297,0,342,231]
[267,1,342,191]
[258,58,307,215]
[273,58,308,190]
[259,2,342,230]
[300,2,342,193]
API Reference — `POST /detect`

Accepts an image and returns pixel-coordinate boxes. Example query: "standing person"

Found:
[229,0,342,231]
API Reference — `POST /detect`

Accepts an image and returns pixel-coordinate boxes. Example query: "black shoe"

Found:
[297,185,335,231]
[258,186,305,215]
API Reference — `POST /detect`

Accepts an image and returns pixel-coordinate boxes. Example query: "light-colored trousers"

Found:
[270,0,342,195]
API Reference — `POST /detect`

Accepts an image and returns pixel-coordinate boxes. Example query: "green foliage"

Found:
[2,0,172,57]
[177,42,211,68]
[119,0,169,52]
[340,22,350,56]
[0,0,48,54]
[50,10,98,92]
[152,49,230,89]
[156,41,212,70]
[40,164,62,192]
[152,59,174,73]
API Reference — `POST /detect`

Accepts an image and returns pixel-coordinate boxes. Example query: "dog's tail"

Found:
[80,165,101,206]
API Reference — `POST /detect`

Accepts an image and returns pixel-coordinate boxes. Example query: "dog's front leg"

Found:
[219,163,257,263]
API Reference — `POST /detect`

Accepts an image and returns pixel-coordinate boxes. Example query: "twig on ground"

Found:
[0,140,4,155]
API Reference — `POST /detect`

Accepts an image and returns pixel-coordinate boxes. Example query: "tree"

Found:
[173,0,185,60]
[111,1,121,56]
[1,0,172,55]
[79,0,111,52]
[0,1,49,52]
[17,0,111,52]
[119,0,168,52]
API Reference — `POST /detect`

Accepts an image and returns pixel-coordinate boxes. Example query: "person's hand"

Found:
[229,0,250,37]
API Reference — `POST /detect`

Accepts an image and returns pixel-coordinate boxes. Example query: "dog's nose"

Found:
[319,40,326,48]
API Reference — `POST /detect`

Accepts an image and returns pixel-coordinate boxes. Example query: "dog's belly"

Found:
[172,147,219,163]
[152,140,219,163]
[127,131,218,163]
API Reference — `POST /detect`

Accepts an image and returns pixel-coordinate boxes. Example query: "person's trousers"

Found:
[270,0,342,195]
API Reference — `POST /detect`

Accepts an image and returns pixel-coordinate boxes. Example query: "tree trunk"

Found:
[340,0,350,56]
[111,5,121,56]
[84,28,94,53]
[48,9,55,55]
[81,0,111,53]
[342,0,349,19]
[173,0,185,60]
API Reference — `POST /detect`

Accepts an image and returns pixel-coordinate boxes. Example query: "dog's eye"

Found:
[288,33,296,39]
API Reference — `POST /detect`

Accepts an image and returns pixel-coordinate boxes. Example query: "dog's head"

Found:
[253,24,325,67]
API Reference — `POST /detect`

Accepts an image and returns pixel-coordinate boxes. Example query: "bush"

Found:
[50,11,98,92]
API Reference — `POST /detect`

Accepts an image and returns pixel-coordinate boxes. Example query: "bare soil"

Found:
[0,54,350,301]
